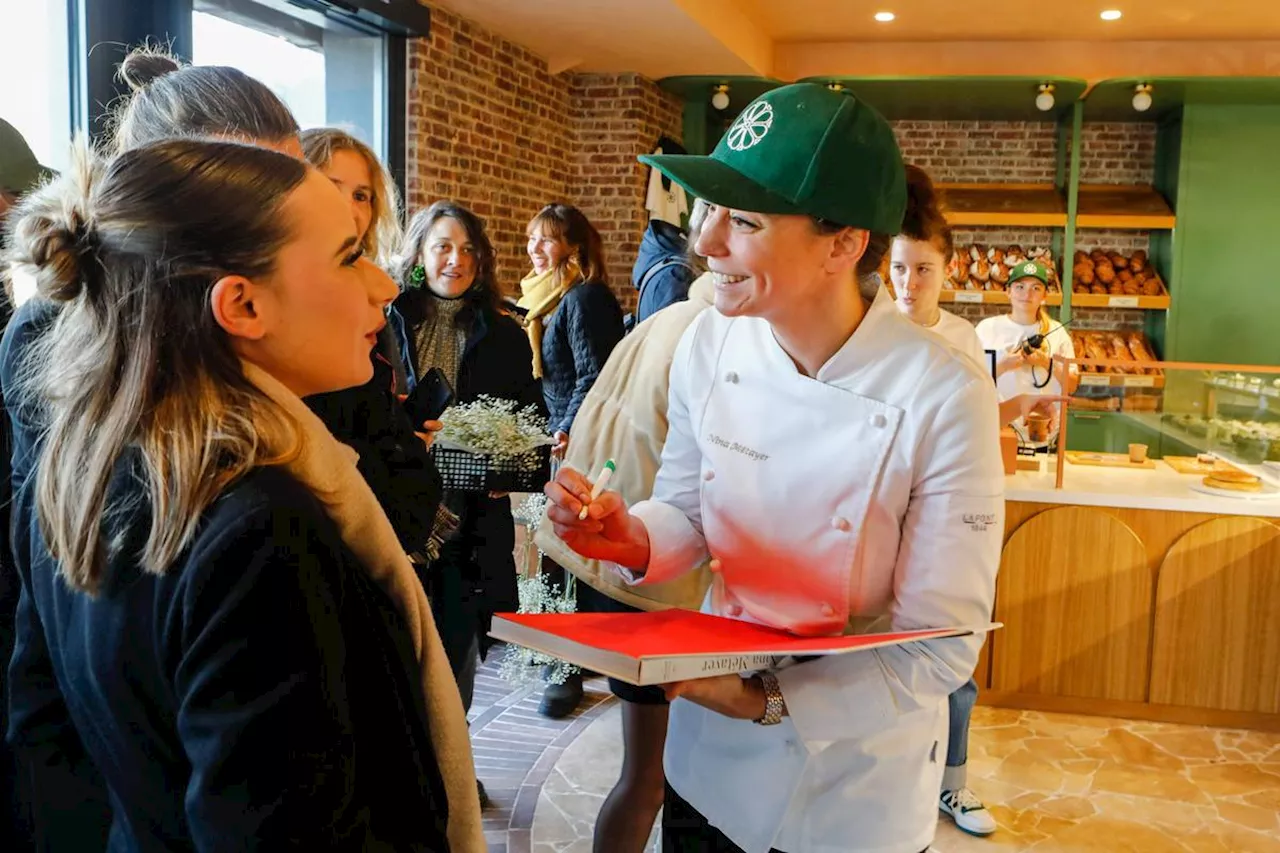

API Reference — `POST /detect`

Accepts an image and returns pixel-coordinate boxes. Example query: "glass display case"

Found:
[1053,358,1280,495]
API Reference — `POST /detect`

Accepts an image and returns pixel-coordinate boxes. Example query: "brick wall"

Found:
[405,2,682,309]
[1076,123,1158,185]
[569,74,684,308]
[893,120,1058,183]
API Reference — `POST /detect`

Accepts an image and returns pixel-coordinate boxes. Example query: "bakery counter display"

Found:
[1068,248,1170,308]
[986,489,1280,731]
[1052,358,1280,494]
[988,400,1280,729]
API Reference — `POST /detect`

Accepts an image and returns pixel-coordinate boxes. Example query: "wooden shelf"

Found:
[939,290,1063,306]
[938,183,1068,227]
[1069,293,1171,310]
[1075,185,1176,230]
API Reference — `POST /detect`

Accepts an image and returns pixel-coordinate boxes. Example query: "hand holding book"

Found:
[544,465,651,569]
[664,673,771,721]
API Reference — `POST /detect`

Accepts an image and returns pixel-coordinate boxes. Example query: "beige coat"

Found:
[534,272,714,611]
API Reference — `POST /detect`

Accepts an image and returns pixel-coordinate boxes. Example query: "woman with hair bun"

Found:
[3,136,482,850]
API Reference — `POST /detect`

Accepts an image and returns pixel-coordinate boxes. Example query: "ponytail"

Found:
[1038,305,1052,336]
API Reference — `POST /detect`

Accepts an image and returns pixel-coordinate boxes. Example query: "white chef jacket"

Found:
[619,285,1004,853]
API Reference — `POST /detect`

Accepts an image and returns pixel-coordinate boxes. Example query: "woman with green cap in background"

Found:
[543,83,1004,853]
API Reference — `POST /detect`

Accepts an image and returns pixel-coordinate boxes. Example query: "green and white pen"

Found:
[579,459,617,520]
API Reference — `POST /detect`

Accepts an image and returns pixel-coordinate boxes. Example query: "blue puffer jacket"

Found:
[633,220,694,326]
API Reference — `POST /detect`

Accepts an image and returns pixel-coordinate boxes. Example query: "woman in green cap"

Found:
[543,82,1004,853]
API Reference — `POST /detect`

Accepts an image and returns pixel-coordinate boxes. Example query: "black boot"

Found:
[538,671,584,719]
[477,779,490,809]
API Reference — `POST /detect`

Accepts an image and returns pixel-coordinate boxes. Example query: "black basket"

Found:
[430,444,552,493]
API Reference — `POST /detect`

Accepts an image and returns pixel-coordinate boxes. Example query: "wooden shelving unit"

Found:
[1068,292,1171,310]
[1075,185,1177,230]
[938,183,1068,227]
[939,290,1063,306]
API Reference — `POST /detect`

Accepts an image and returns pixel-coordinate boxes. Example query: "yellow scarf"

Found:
[242,362,484,852]
[516,262,579,378]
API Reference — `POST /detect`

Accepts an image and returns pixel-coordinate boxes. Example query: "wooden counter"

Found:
[978,461,1280,731]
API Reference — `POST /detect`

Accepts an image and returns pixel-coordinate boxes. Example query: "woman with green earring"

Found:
[392,202,545,807]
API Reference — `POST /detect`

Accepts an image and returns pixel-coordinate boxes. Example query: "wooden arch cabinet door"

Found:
[992,506,1152,702]
[1150,517,1280,714]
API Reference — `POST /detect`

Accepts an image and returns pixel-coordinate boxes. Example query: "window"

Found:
[192,1,387,155]
[0,0,72,171]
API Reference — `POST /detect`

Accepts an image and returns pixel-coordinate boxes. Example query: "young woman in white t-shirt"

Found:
[892,167,1064,431]
[888,165,999,838]
[974,262,1080,443]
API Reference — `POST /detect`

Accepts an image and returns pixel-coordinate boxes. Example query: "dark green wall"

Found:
[1166,104,1280,365]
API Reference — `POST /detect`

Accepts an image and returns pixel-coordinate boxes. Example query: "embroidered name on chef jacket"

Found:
[963,512,998,532]
[707,432,770,462]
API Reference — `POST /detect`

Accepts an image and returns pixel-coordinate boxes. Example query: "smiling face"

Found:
[890,235,947,324]
[527,224,572,275]
[692,204,852,321]
[421,215,477,298]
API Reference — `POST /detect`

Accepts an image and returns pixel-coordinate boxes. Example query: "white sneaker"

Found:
[940,787,997,836]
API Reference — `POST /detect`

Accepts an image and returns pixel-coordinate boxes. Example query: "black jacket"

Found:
[395,292,545,660]
[538,281,624,436]
[633,220,695,325]
[6,458,451,852]
[304,306,444,555]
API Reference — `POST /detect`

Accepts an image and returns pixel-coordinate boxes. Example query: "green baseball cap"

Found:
[1009,260,1050,288]
[1,118,53,197]
[639,83,905,234]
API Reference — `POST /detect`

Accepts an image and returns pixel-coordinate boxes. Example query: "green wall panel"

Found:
[1167,104,1280,366]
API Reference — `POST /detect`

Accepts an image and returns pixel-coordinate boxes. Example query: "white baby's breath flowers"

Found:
[437,396,550,473]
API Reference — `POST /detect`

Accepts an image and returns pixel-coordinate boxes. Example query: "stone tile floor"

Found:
[473,647,1280,853]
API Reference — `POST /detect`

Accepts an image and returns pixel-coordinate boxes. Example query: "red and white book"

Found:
[490,609,1001,686]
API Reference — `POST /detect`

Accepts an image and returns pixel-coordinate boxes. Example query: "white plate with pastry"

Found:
[1189,470,1280,500]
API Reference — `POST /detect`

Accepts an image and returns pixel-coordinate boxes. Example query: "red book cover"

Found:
[490,609,999,685]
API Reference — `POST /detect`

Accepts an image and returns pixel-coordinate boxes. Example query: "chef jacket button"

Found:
[726,604,743,617]
[709,559,722,573]
[870,412,887,428]
[703,469,715,481]
[724,371,739,384]
[831,516,851,532]
[820,602,836,618]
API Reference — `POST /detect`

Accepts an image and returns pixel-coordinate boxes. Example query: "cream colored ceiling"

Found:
[742,0,1280,43]
[434,0,1280,79]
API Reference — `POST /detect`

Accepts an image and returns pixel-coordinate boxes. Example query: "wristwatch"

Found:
[753,672,785,726]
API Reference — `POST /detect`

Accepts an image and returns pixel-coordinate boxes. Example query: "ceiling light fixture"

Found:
[1035,83,1056,112]
[874,11,895,22]
[1100,9,1122,21]
[1132,82,1153,112]
[711,84,731,111]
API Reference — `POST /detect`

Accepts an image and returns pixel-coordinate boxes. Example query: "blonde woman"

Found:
[300,127,402,268]
[3,138,481,850]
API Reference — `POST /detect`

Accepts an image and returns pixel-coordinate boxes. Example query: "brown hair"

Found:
[301,127,402,266]
[5,139,308,593]
[527,203,608,287]
[108,44,299,154]
[395,200,502,317]
[898,164,954,260]
[812,218,891,281]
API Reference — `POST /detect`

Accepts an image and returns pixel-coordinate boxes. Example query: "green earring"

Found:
[409,264,426,286]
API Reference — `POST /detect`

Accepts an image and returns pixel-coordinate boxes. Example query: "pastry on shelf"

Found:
[1130,250,1148,272]
[1095,260,1116,284]
[1108,251,1129,270]
[989,263,1009,288]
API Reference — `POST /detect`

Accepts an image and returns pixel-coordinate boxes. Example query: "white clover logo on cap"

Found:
[726,101,774,151]
[1023,262,1038,275]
